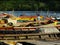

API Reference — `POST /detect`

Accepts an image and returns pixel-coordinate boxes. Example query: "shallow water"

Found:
[0,11,60,17]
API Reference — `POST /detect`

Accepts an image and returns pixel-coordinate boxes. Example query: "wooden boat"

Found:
[0,27,39,34]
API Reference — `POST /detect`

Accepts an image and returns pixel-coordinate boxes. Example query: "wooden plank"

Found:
[0,32,59,36]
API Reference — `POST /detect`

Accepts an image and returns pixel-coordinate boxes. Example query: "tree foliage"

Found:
[0,0,60,11]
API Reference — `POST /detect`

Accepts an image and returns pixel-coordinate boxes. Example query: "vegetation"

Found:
[0,0,60,11]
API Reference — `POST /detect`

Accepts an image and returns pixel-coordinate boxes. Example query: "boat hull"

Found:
[0,30,39,34]
[0,27,39,34]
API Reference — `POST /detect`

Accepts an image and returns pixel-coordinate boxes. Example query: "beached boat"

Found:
[0,27,39,34]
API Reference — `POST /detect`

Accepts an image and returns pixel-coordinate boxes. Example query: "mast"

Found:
[46,10,49,17]
[12,9,14,16]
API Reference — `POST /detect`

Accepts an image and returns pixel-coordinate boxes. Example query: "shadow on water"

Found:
[0,42,8,45]
[0,42,35,45]
[17,42,35,45]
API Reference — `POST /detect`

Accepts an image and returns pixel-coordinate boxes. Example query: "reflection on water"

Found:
[0,11,60,17]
